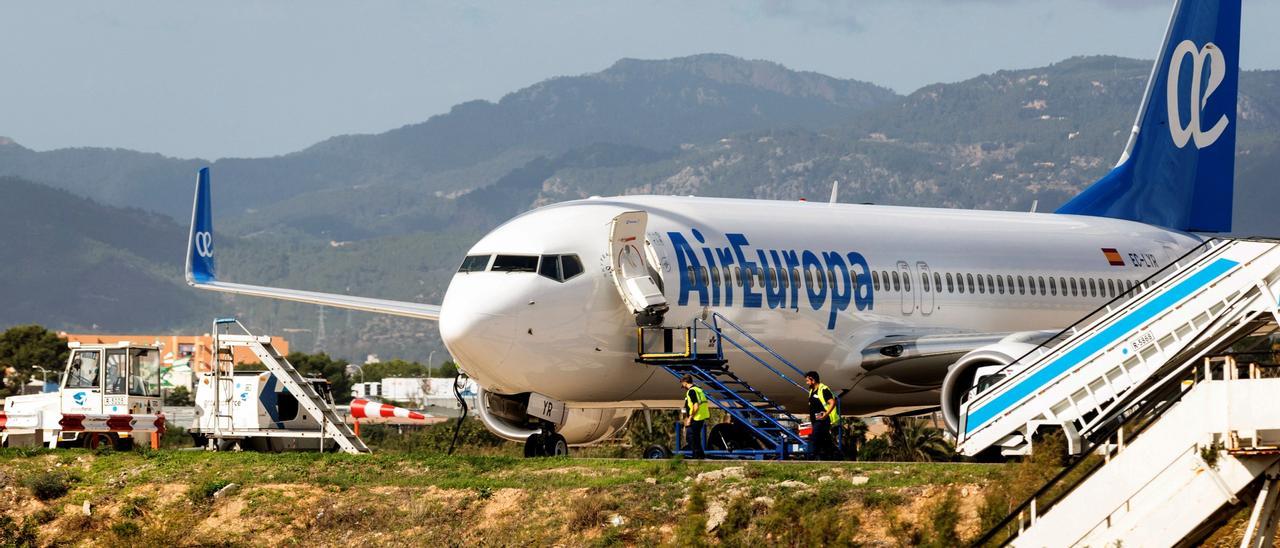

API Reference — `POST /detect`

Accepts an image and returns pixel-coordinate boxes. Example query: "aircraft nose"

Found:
[439,307,515,379]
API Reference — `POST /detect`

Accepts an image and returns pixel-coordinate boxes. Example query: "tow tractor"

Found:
[0,341,165,450]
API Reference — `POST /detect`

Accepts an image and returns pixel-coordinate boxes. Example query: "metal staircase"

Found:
[976,352,1280,547]
[636,312,813,459]
[211,318,370,454]
[958,238,1280,457]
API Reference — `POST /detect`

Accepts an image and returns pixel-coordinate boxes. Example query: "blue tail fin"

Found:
[185,167,216,284]
[1056,0,1240,232]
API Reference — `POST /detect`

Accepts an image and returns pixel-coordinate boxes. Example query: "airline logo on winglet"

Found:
[1167,40,1229,150]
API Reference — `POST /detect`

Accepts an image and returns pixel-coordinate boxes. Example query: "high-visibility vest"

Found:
[810,382,840,425]
[685,386,710,421]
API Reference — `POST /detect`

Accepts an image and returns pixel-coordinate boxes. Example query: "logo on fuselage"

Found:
[1167,40,1229,150]
[667,229,873,330]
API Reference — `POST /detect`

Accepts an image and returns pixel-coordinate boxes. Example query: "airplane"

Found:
[184,0,1241,455]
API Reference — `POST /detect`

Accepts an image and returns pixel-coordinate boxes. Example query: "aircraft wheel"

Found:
[523,433,545,458]
[643,445,671,459]
[548,434,569,457]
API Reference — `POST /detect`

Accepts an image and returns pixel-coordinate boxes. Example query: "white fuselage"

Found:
[438,196,1201,413]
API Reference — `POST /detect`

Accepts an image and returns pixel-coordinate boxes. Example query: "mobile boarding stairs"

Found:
[636,312,822,460]
[202,318,369,455]
[958,238,1280,546]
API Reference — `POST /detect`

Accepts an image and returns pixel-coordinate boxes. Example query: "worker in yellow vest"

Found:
[805,371,839,460]
[681,374,709,458]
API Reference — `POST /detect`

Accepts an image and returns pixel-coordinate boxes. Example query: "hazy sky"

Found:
[2,1,1277,159]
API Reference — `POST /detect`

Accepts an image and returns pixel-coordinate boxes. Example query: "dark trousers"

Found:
[685,419,706,459]
[810,419,833,460]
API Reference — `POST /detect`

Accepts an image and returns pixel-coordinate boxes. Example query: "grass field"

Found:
[0,446,1012,547]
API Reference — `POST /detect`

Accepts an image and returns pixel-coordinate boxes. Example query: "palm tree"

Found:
[887,417,954,462]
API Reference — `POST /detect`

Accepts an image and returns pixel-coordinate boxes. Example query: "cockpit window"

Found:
[538,254,585,282]
[458,254,491,273]
[491,255,539,272]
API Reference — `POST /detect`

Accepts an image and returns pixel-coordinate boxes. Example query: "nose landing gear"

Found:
[523,421,568,458]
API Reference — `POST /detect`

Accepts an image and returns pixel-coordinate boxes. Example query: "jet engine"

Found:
[476,388,632,445]
[939,333,1052,433]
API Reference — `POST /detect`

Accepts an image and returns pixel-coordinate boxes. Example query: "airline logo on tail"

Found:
[1167,40,1229,149]
[194,231,213,258]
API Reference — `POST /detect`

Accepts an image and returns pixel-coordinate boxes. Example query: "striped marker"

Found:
[58,414,166,434]
[350,399,427,421]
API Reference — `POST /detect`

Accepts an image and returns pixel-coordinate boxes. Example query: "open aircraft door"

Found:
[608,211,669,326]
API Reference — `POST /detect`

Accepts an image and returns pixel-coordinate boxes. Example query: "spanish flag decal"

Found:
[1102,248,1125,266]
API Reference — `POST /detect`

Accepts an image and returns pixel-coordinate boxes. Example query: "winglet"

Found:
[185,167,216,284]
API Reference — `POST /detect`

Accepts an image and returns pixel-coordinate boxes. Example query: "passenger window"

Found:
[1086,278,1095,297]
[892,271,901,292]
[699,267,709,286]
[1070,278,1078,296]
[966,273,975,293]
[539,255,562,281]
[561,255,584,280]
[997,276,1005,295]
[986,275,994,294]
[934,273,942,293]
[977,274,985,294]
[735,267,744,287]
[872,271,881,291]
[458,254,491,273]
[491,255,539,273]
[1038,276,1046,295]
[791,268,801,287]
[882,271,891,290]
[1059,277,1067,296]
[946,273,954,293]
[921,272,930,293]
[686,267,698,285]
[1017,276,1025,295]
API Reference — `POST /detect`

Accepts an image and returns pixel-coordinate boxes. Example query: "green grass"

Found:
[0,448,1008,546]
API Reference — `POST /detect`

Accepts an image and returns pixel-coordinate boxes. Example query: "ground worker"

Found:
[805,371,839,460]
[681,374,709,458]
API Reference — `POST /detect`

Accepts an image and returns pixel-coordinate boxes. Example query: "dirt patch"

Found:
[481,488,526,521]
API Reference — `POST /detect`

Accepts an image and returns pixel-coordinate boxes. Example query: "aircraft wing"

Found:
[184,168,442,321]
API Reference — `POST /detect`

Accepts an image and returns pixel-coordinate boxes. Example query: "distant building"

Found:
[352,377,478,410]
[58,332,290,390]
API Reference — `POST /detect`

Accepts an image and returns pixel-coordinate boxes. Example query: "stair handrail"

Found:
[962,238,1229,419]
[692,313,807,392]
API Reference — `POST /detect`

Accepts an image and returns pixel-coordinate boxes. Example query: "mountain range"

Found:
[2,53,1276,363]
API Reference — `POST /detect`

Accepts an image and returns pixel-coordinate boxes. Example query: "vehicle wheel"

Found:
[643,445,671,459]
[112,435,135,452]
[523,433,545,458]
[83,433,113,450]
[547,434,569,457]
[707,424,734,451]
[191,433,207,448]
[216,439,240,452]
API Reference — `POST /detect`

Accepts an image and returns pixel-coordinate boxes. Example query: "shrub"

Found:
[0,515,38,547]
[22,471,75,501]
[188,479,231,505]
[110,521,141,539]
[568,491,621,529]
[921,489,962,547]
